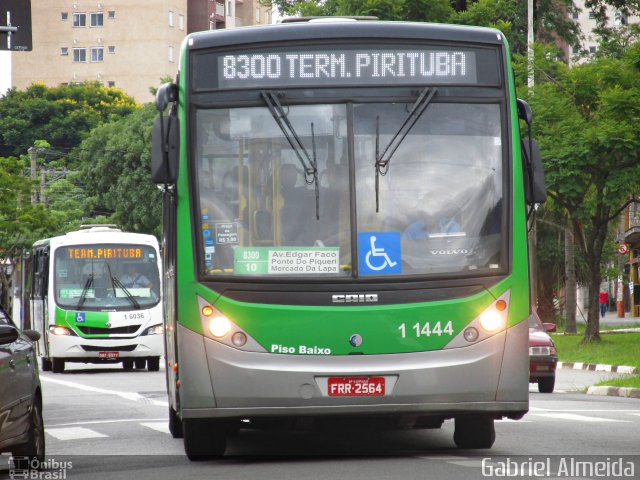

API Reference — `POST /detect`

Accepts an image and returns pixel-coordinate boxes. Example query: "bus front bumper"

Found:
[176,320,529,420]
[47,333,164,359]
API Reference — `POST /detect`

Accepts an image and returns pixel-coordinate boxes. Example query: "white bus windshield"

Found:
[54,244,161,310]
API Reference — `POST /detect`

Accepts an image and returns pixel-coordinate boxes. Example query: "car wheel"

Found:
[183,419,227,460]
[122,359,134,370]
[12,397,45,463]
[147,357,160,372]
[52,358,65,373]
[538,376,555,393]
[169,406,183,438]
[41,358,52,372]
[453,416,495,449]
[134,358,146,369]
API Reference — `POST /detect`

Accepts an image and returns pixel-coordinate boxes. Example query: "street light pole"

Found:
[528,0,534,89]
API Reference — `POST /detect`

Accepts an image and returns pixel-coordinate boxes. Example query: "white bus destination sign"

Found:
[213,47,483,89]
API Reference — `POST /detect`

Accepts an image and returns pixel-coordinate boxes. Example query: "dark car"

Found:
[0,305,45,462]
[529,312,558,393]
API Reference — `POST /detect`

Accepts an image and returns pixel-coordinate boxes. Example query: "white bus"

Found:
[29,225,163,373]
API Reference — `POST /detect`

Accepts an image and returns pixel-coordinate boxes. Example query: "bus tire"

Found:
[147,357,160,372]
[453,416,495,449]
[134,358,146,369]
[122,359,134,370]
[538,376,555,393]
[183,419,226,460]
[12,396,45,464]
[41,358,52,372]
[52,358,65,374]
[169,406,183,438]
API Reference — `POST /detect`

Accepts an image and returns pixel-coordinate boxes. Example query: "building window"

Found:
[108,45,115,54]
[209,20,215,30]
[91,47,104,62]
[73,13,86,27]
[572,11,579,20]
[168,46,174,62]
[61,47,69,56]
[589,11,596,19]
[91,12,104,27]
[179,14,185,30]
[614,12,627,26]
[108,11,116,19]
[61,12,68,21]
[108,81,115,87]
[73,48,87,62]
[228,1,232,17]
[589,46,597,53]
[168,11,174,27]
[255,7,260,23]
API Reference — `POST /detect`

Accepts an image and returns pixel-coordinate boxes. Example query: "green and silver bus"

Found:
[29,225,164,373]
[151,19,546,459]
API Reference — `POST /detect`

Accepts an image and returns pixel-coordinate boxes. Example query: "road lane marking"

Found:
[531,413,631,422]
[48,418,166,428]
[46,427,108,440]
[140,422,171,434]
[40,375,169,407]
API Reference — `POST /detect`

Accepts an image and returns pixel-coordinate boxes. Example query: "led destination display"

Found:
[194,45,500,90]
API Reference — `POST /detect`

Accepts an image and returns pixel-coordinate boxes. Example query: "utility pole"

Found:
[28,145,37,204]
[528,0,534,89]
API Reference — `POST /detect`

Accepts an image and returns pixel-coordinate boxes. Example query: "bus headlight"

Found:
[208,315,232,338]
[479,310,505,333]
[49,325,73,336]
[142,324,164,335]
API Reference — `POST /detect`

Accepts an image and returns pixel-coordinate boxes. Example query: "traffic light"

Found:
[0,0,32,51]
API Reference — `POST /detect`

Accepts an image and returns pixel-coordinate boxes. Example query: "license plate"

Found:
[328,377,385,396]
[98,351,120,359]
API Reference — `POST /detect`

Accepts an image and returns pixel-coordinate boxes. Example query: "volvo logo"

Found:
[349,334,363,347]
[332,294,379,303]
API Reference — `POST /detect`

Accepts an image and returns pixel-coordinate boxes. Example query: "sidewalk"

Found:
[558,312,640,399]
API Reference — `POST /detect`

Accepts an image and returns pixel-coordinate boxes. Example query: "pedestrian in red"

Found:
[599,289,609,318]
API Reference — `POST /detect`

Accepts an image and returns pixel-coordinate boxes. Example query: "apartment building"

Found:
[11,1,272,102]
[561,0,639,65]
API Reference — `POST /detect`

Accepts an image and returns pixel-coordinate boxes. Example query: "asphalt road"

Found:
[2,364,639,480]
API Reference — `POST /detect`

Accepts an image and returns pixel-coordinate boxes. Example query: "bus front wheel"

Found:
[147,357,160,372]
[453,416,495,449]
[41,358,52,372]
[183,419,226,460]
[52,358,65,374]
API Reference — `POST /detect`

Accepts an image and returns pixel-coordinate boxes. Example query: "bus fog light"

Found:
[479,310,504,333]
[208,316,232,338]
[463,327,479,343]
[232,332,247,347]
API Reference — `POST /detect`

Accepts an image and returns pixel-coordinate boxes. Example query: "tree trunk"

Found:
[583,265,602,343]
[564,222,577,333]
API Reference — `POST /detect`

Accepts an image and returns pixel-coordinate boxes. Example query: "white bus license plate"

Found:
[328,377,385,396]
[99,351,120,359]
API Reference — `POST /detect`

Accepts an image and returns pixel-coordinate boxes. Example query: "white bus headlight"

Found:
[143,324,164,335]
[479,310,505,333]
[207,315,232,338]
[49,325,73,336]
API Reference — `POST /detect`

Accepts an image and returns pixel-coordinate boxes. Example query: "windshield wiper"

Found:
[107,264,140,309]
[260,90,320,220]
[77,274,94,309]
[374,86,438,212]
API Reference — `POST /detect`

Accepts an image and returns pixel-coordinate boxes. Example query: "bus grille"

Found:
[81,345,137,352]
[78,325,141,335]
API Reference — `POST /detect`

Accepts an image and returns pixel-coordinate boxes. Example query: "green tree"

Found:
[77,104,162,237]
[0,82,138,157]
[527,47,640,343]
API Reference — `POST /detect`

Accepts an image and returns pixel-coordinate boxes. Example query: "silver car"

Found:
[0,305,45,463]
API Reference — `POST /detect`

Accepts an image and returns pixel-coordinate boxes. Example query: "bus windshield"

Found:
[54,244,160,310]
[195,100,504,278]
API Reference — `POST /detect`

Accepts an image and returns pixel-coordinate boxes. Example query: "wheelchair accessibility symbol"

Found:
[358,232,402,275]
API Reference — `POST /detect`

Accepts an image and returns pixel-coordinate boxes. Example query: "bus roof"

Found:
[32,226,159,249]
[185,21,505,52]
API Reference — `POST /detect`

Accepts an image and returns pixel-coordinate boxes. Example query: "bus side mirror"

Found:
[151,115,179,184]
[517,98,532,126]
[522,139,547,205]
[156,82,178,112]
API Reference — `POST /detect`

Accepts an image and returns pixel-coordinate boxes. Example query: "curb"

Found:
[587,386,640,399]
[558,362,638,374]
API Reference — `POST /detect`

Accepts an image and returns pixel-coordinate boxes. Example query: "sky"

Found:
[0,51,10,95]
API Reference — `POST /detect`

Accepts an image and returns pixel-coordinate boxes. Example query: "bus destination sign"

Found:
[211,47,485,89]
